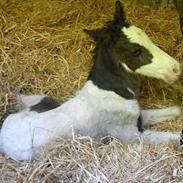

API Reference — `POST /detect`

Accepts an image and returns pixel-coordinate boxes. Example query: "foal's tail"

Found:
[17,94,46,108]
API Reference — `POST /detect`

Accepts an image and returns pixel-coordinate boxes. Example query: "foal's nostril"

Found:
[172,66,181,76]
[173,67,179,74]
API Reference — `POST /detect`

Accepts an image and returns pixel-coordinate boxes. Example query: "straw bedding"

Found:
[0,0,183,182]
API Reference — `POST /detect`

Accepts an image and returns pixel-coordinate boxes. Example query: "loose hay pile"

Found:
[0,0,183,182]
[1,137,183,183]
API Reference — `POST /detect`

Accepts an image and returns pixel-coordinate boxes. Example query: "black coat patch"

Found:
[88,61,139,99]
[30,97,60,113]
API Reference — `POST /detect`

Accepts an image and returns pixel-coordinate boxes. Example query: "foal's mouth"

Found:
[171,72,183,88]
[164,64,182,86]
[165,74,181,86]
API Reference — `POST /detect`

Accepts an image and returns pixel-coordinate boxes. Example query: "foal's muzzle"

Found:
[164,63,182,85]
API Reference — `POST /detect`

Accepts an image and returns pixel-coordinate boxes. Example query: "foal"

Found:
[0,0,182,160]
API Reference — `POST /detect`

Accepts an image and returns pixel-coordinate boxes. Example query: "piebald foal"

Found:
[0,1,182,160]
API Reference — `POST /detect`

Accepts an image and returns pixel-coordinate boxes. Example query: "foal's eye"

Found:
[132,49,142,56]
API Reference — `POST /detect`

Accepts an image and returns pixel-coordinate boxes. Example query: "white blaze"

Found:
[122,25,181,84]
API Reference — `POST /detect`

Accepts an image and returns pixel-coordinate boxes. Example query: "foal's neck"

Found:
[88,45,140,99]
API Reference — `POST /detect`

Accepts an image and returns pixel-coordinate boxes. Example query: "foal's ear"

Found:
[84,29,107,41]
[113,0,126,27]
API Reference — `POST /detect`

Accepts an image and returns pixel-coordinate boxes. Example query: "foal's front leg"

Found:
[106,124,181,145]
[141,106,181,127]
[140,106,182,144]
[142,130,181,145]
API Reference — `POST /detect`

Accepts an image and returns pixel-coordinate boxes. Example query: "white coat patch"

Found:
[0,81,140,160]
[122,25,181,84]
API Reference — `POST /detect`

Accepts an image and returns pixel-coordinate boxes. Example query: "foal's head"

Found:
[85,0,181,86]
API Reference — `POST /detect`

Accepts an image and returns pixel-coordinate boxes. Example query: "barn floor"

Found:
[1,0,183,182]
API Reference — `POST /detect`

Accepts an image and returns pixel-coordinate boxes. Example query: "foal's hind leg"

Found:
[141,106,181,127]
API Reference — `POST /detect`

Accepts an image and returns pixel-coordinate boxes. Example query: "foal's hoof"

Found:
[180,130,183,146]
[177,130,183,151]
[101,136,114,144]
